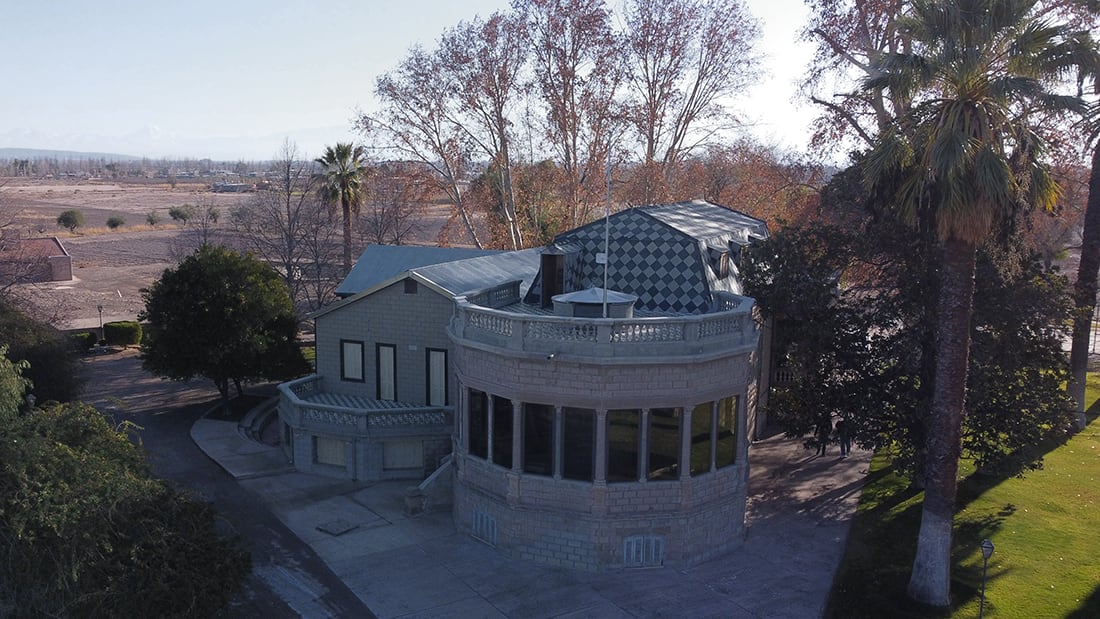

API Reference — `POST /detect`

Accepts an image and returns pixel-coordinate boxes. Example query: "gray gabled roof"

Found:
[313,247,542,320]
[411,248,541,297]
[334,245,501,297]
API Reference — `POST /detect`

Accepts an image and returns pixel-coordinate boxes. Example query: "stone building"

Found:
[278,200,769,569]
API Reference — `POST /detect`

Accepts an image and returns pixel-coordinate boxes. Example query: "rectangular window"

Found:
[426,348,447,406]
[404,279,418,294]
[314,436,345,467]
[340,340,364,382]
[376,343,396,400]
[648,407,681,481]
[522,403,554,476]
[492,396,514,469]
[606,409,640,483]
[716,396,737,468]
[468,389,488,458]
[690,402,713,477]
[562,407,595,482]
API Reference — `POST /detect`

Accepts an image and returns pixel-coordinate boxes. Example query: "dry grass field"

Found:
[0,177,455,331]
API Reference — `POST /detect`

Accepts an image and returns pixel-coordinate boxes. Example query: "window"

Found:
[376,343,396,400]
[648,408,681,481]
[562,407,595,482]
[523,403,554,476]
[404,279,418,294]
[426,349,447,406]
[492,396,514,468]
[716,396,737,468]
[468,389,488,458]
[690,402,713,476]
[314,436,345,467]
[607,409,640,482]
[340,340,364,382]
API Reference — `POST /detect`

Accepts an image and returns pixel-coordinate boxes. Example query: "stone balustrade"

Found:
[278,375,453,436]
[451,291,757,360]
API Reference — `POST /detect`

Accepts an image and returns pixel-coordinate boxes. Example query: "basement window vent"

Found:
[623,535,665,568]
[471,510,497,547]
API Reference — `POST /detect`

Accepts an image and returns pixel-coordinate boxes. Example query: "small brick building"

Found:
[0,236,73,284]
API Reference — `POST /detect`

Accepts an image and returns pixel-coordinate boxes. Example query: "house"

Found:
[278,199,769,569]
[0,236,73,284]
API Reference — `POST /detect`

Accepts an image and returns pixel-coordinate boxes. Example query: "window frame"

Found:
[339,339,365,383]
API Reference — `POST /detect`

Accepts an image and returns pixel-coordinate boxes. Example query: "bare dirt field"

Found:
[1,177,453,331]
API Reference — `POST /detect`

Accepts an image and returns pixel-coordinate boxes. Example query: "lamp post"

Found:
[979,538,995,619]
[97,304,104,345]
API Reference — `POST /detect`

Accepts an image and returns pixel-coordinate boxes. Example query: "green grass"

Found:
[828,375,1100,618]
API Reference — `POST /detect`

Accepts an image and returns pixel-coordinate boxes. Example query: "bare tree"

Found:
[360,47,484,248]
[440,12,527,249]
[518,0,623,227]
[230,140,341,313]
[801,0,909,152]
[358,161,426,246]
[621,0,761,203]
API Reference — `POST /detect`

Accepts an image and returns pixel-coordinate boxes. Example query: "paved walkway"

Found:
[193,417,871,619]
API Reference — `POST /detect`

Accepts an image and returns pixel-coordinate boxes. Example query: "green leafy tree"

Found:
[0,357,250,617]
[746,220,1074,477]
[168,204,195,223]
[861,0,1084,605]
[106,215,125,229]
[0,298,83,403]
[146,210,161,226]
[139,245,310,402]
[316,142,368,274]
[55,209,84,233]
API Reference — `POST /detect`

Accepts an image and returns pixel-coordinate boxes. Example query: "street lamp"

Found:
[979,538,995,619]
[97,304,104,345]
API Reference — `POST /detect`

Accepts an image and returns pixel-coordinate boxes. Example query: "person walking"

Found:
[836,418,852,458]
[815,417,832,456]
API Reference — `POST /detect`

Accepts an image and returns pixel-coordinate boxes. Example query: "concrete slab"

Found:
[197,419,872,619]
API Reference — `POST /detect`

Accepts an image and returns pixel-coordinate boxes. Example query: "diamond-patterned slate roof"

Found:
[523,200,767,315]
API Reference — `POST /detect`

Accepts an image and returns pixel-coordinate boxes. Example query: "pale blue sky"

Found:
[1,0,816,160]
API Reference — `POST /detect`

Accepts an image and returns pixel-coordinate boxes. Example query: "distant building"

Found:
[0,236,73,284]
[211,182,255,193]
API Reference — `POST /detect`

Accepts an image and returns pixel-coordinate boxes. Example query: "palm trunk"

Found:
[1068,143,1100,429]
[342,199,353,275]
[908,235,976,607]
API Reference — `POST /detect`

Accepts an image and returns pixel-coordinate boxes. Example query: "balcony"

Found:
[451,286,758,361]
[278,374,453,435]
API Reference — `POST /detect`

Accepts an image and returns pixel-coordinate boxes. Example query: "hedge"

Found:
[103,321,142,347]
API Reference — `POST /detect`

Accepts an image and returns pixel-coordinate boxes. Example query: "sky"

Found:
[1,0,817,161]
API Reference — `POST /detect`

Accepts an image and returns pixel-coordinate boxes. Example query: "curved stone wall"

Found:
[451,340,756,570]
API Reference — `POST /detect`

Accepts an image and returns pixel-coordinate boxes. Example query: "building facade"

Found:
[278,200,768,569]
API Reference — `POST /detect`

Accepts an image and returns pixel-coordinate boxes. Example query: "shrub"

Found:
[106,215,126,230]
[146,210,161,227]
[69,330,98,351]
[168,205,195,223]
[103,321,142,347]
[56,209,84,233]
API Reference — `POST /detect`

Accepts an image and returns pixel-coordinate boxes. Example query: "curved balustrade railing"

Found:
[279,375,452,435]
[452,291,758,359]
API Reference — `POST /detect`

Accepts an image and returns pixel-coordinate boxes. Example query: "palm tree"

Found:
[317,142,369,274]
[863,0,1083,606]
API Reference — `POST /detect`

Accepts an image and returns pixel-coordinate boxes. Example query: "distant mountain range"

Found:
[0,147,142,161]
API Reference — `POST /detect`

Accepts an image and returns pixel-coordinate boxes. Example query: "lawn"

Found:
[827,374,1100,618]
